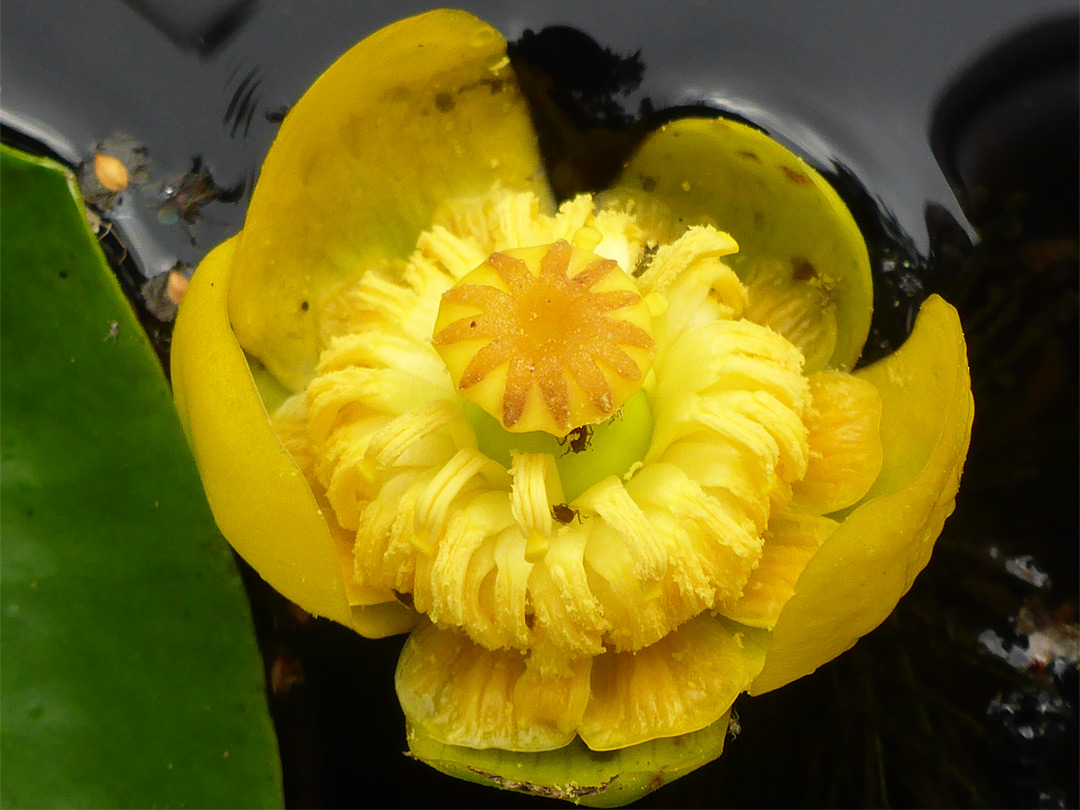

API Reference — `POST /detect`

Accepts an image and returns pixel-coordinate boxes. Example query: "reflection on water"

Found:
[124,0,260,55]
[223,64,267,139]
[2,3,1077,807]
[920,17,1078,808]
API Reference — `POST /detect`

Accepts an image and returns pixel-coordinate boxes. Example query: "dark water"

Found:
[3,2,1077,807]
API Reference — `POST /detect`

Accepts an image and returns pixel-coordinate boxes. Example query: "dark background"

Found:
[3,2,1077,807]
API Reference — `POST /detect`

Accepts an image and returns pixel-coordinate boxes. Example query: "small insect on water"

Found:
[551,503,584,524]
[76,133,150,213]
[557,425,593,455]
[157,156,245,244]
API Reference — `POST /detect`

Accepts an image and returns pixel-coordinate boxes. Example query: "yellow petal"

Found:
[789,370,884,515]
[648,318,810,494]
[651,239,748,341]
[172,237,416,637]
[741,256,839,371]
[609,116,872,371]
[856,298,973,503]
[414,448,510,540]
[424,490,516,643]
[229,9,551,392]
[577,476,667,587]
[635,224,739,299]
[751,295,973,693]
[395,621,590,751]
[355,471,427,591]
[579,614,768,750]
[720,512,839,629]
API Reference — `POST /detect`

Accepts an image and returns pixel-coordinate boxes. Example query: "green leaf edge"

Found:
[0,143,284,809]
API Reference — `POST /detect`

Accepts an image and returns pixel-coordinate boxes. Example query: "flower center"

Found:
[432,236,656,435]
[291,190,839,684]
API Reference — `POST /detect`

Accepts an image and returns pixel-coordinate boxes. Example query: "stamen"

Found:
[509,452,562,538]
[414,448,509,540]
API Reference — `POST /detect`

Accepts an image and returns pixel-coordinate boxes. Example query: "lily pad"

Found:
[0,144,283,808]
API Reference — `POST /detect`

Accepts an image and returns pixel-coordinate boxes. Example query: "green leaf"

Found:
[0,144,283,809]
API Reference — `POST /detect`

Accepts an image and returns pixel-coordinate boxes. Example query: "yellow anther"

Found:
[432,240,656,435]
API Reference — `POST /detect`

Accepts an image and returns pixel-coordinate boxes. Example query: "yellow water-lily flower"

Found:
[171,9,973,806]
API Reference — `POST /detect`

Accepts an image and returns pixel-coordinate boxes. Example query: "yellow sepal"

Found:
[172,237,416,638]
[608,116,873,372]
[228,9,551,392]
[751,295,973,693]
[404,711,733,807]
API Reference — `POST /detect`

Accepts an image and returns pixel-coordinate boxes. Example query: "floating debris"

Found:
[265,105,290,124]
[987,687,1073,743]
[1004,554,1053,589]
[727,709,741,741]
[85,208,114,240]
[978,603,1080,680]
[140,263,192,322]
[270,653,305,697]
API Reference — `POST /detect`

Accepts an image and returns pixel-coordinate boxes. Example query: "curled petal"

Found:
[741,257,839,373]
[635,225,739,297]
[720,512,839,629]
[627,463,762,605]
[528,525,611,668]
[491,528,535,648]
[579,614,768,750]
[414,448,510,541]
[424,492,515,643]
[577,476,668,587]
[509,451,563,538]
[790,370,884,515]
[396,621,591,752]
